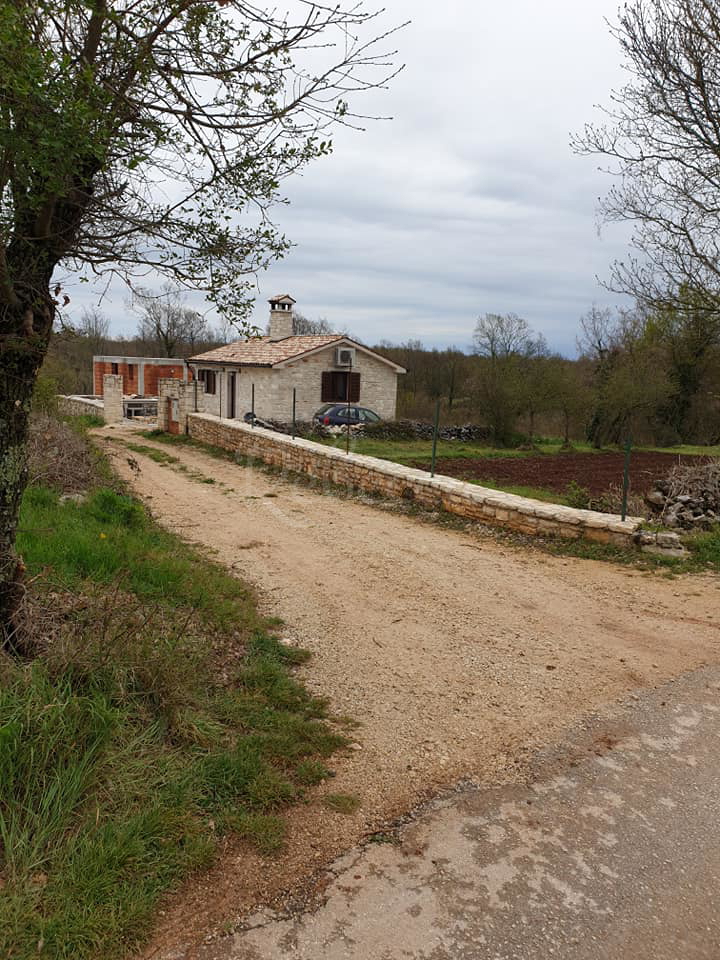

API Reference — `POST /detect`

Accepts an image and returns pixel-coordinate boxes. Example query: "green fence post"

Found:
[621,438,632,521]
[431,399,441,477]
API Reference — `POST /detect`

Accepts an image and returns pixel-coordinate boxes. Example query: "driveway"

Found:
[94,429,720,958]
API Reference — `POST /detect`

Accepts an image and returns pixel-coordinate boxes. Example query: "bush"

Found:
[31,374,59,416]
[565,480,591,509]
[27,415,104,494]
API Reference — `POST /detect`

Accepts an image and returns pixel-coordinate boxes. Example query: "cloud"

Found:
[65,0,633,357]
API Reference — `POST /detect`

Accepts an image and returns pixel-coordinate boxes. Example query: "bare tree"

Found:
[292,312,333,335]
[472,313,536,360]
[573,0,720,312]
[77,307,110,353]
[131,285,207,356]
[472,313,540,444]
[0,1,402,639]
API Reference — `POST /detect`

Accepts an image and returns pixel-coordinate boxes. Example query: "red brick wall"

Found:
[93,361,193,396]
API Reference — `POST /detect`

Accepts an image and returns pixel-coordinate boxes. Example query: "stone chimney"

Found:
[268,294,296,340]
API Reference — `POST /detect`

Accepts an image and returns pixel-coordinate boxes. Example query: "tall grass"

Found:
[2,480,343,959]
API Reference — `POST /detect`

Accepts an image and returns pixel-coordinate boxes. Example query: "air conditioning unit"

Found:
[336,346,355,366]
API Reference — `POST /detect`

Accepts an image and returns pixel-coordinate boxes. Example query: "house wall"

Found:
[191,345,399,422]
[184,413,655,548]
[93,357,190,396]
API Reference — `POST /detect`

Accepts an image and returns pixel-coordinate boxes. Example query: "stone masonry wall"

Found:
[186,413,646,547]
[58,395,105,418]
[157,378,195,433]
[102,374,124,424]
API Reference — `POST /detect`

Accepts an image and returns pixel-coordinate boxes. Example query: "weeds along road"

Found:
[95,428,720,960]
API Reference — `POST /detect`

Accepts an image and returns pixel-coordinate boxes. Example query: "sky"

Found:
[69,0,634,356]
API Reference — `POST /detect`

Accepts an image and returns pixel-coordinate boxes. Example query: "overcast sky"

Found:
[71,0,633,356]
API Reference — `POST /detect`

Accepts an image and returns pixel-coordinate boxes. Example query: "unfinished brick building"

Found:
[93,356,191,396]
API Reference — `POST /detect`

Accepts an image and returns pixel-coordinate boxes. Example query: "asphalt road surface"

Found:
[224,667,720,960]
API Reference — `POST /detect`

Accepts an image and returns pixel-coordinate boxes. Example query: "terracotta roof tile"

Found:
[189,335,343,367]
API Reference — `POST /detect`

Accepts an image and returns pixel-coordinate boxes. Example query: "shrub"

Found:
[565,480,591,509]
[31,374,59,416]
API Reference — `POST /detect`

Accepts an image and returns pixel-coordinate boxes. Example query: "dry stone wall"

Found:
[186,413,648,547]
[58,395,105,418]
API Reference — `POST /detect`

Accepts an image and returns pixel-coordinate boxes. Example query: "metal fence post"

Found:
[431,399,441,477]
[621,437,632,520]
[345,364,352,455]
[251,383,255,428]
[292,387,296,440]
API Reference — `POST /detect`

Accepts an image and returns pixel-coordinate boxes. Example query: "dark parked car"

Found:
[313,404,382,426]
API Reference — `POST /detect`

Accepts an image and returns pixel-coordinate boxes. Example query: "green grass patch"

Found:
[17,488,251,631]
[4,442,345,958]
[123,442,179,465]
[65,413,105,430]
[322,793,361,814]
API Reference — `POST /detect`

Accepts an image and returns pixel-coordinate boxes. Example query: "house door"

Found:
[228,372,236,419]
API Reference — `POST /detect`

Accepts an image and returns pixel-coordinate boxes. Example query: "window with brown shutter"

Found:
[321,371,361,402]
[349,371,360,402]
[197,369,217,395]
[321,371,333,402]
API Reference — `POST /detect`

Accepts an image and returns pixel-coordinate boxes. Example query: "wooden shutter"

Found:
[321,371,333,402]
[349,371,361,402]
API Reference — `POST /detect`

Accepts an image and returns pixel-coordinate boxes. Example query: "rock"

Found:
[634,530,656,546]
[656,531,683,549]
[641,544,688,558]
[645,490,666,507]
[59,492,87,504]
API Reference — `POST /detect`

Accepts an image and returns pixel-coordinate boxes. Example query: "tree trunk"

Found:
[0,299,53,650]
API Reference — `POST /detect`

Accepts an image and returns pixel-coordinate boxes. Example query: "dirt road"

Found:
[96,429,720,959]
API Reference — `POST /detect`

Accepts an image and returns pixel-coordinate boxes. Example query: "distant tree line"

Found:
[377,295,720,447]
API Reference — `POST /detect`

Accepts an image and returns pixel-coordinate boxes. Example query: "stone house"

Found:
[187,295,405,422]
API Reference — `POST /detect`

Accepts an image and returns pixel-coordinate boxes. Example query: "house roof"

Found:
[269,294,296,304]
[188,336,406,373]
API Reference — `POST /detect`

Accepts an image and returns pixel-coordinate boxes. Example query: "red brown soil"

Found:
[421,450,707,496]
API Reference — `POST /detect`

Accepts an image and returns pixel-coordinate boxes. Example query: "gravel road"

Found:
[95,428,720,960]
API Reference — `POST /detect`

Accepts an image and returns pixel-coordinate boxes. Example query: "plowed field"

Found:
[421,450,706,496]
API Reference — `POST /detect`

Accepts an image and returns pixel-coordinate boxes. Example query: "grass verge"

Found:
[2,425,344,960]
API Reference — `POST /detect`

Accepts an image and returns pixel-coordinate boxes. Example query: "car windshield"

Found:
[315,404,336,415]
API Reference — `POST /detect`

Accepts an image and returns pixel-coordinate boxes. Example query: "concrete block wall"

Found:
[185,413,647,547]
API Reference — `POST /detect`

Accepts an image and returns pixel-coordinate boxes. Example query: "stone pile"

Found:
[359,420,494,442]
[645,459,720,529]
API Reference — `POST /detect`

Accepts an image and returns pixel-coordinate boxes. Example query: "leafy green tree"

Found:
[0,0,400,640]
[647,287,720,439]
[579,306,676,445]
